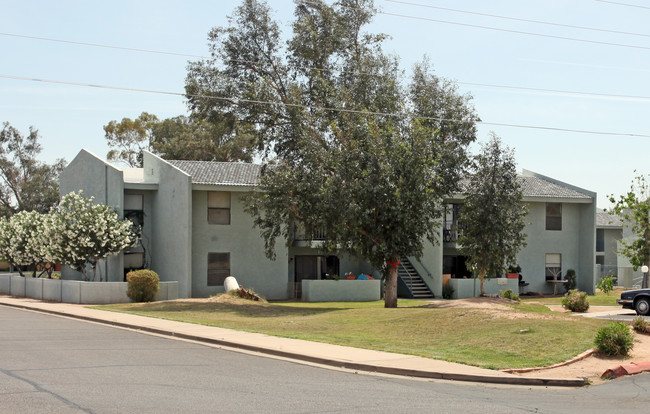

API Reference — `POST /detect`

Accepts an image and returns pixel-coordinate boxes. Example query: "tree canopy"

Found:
[104,112,256,166]
[458,134,528,295]
[189,0,479,307]
[609,174,650,285]
[0,122,66,218]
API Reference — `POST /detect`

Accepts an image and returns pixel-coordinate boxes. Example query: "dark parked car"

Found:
[618,288,650,315]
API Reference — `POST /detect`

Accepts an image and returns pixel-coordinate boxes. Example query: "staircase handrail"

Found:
[398,261,414,292]
[407,256,432,279]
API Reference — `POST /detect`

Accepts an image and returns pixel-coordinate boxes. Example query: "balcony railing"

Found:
[443,220,463,243]
[293,224,326,241]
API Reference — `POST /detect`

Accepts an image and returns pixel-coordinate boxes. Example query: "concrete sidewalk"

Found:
[0,295,586,387]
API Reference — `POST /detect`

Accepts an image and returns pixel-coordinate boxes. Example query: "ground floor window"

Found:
[208,252,230,286]
[545,253,562,281]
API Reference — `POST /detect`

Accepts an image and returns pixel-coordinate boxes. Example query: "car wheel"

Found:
[635,298,650,316]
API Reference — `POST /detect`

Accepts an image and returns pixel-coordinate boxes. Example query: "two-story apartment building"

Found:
[60,150,597,299]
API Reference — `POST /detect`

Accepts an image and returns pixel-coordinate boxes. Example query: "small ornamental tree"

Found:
[0,211,55,277]
[458,134,528,296]
[609,174,650,287]
[49,191,137,281]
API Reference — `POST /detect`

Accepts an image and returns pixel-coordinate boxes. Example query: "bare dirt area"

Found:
[515,332,650,385]
[429,297,650,384]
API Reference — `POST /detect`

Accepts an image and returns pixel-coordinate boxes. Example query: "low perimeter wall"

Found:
[302,279,381,302]
[0,274,178,304]
[448,277,519,299]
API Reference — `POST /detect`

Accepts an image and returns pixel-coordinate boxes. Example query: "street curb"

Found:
[501,349,595,373]
[0,300,587,387]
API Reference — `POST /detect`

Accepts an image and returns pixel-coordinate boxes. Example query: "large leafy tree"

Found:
[104,112,158,167]
[458,134,528,296]
[104,112,255,166]
[609,174,650,287]
[0,122,66,217]
[188,0,478,307]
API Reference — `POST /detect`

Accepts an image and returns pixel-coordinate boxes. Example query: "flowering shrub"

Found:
[126,269,159,302]
[561,289,590,312]
[47,191,137,281]
[0,211,54,277]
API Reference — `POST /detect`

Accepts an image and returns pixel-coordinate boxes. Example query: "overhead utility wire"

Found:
[2,32,648,102]
[376,10,650,51]
[2,73,649,138]
[299,0,650,51]
[386,0,650,38]
[595,0,650,10]
[0,32,205,59]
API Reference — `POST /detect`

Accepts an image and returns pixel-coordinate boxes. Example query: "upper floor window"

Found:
[596,229,605,252]
[208,192,230,225]
[546,203,562,231]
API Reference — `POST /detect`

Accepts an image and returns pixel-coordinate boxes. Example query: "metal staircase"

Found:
[398,257,434,299]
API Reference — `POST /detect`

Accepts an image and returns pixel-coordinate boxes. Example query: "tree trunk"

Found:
[384,265,398,308]
[479,267,486,296]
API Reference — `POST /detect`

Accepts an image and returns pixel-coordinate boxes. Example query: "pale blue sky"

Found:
[2,0,649,207]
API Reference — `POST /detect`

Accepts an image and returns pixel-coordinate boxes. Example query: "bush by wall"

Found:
[561,289,590,312]
[594,322,634,356]
[126,269,160,302]
[499,289,520,302]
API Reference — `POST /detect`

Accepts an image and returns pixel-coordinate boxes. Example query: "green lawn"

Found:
[95,298,609,370]
[521,290,622,306]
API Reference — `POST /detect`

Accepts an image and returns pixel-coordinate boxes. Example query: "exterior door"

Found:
[294,256,318,298]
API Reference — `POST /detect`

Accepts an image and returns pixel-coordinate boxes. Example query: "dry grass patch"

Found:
[95,295,608,370]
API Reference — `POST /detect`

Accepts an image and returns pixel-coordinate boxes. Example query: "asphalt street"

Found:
[1,305,649,413]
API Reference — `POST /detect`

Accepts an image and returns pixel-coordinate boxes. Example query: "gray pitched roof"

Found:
[167,160,592,199]
[518,176,591,199]
[596,211,623,228]
[168,160,261,186]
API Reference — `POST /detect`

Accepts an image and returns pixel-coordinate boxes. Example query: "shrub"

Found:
[594,322,634,356]
[126,269,159,302]
[633,316,650,334]
[561,289,590,312]
[564,269,576,292]
[500,289,520,302]
[596,275,615,295]
[442,283,454,299]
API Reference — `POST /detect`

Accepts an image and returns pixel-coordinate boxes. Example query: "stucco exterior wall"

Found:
[191,190,289,300]
[577,202,597,294]
[143,152,193,298]
[516,201,595,294]
[58,149,125,282]
[408,226,443,297]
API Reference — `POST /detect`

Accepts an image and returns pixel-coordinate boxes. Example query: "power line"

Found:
[2,73,649,139]
[0,32,206,59]
[595,0,650,10]
[3,31,648,102]
[299,0,650,51]
[386,0,650,39]
[377,10,650,51]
